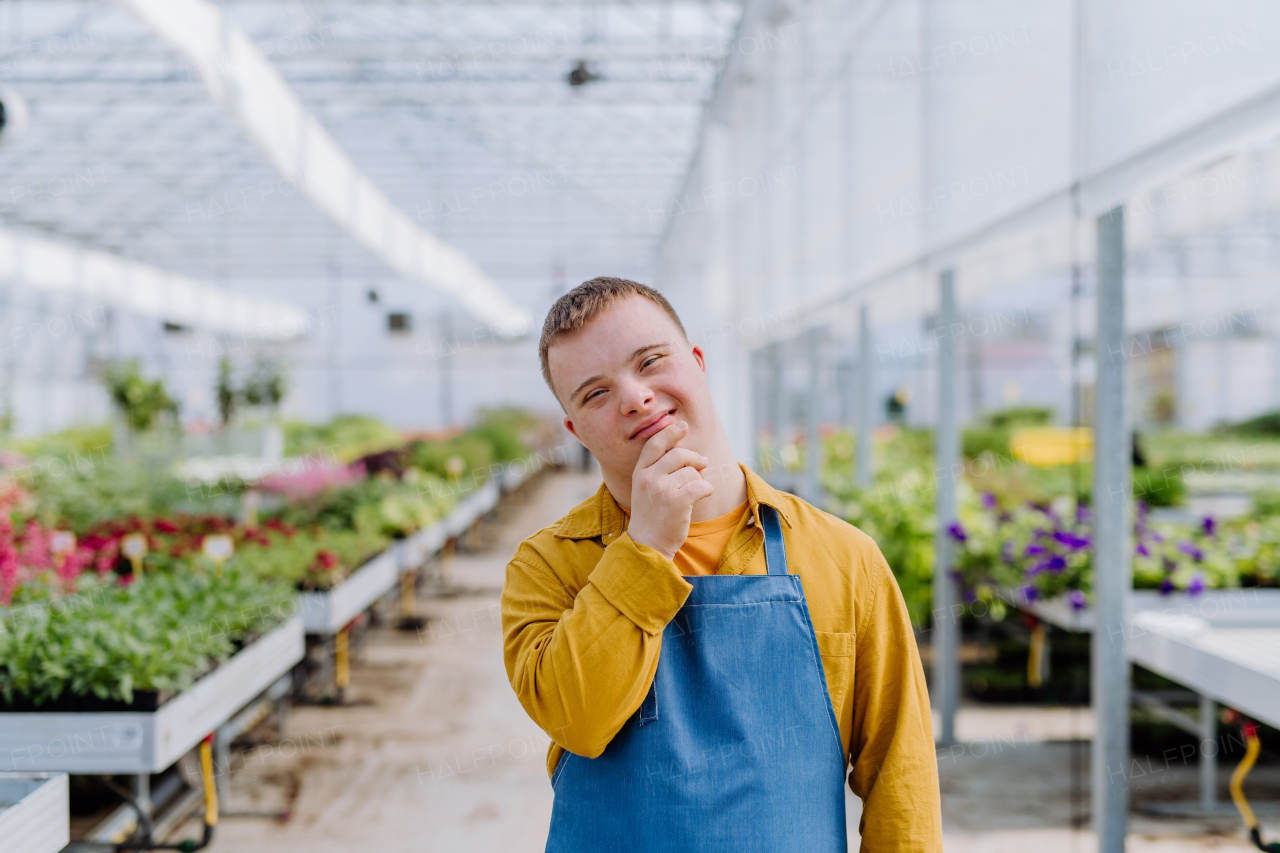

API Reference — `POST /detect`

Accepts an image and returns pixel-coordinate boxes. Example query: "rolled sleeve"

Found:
[502,533,691,759]
[589,532,692,634]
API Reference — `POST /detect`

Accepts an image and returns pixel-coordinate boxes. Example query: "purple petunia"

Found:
[1177,541,1204,562]
[947,522,967,543]
[1067,590,1088,610]
[1053,530,1091,551]
[1202,516,1216,537]
[1135,543,1150,557]
[982,492,998,509]
[1160,578,1175,594]
[1021,585,1040,601]
[1025,544,1046,557]
[1045,555,1068,573]
[1187,575,1205,595]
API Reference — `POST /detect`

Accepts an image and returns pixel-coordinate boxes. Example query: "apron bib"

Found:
[546,504,848,852]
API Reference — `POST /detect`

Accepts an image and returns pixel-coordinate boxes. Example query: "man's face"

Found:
[549,295,713,482]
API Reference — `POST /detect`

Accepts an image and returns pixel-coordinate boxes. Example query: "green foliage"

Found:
[952,495,1093,607]
[1253,491,1280,517]
[6,424,113,460]
[962,427,1013,461]
[216,356,288,426]
[233,524,390,590]
[471,408,533,462]
[216,357,237,426]
[824,428,936,625]
[1139,430,1280,472]
[968,459,1090,507]
[962,406,1053,461]
[986,406,1054,430]
[242,356,288,408]
[284,415,404,462]
[1132,465,1185,507]
[265,474,452,540]
[104,360,179,432]
[409,432,496,483]
[1227,410,1280,437]
[0,568,292,706]
[21,457,202,533]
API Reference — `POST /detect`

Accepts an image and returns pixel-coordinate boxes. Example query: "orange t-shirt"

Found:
[620,500,749,576]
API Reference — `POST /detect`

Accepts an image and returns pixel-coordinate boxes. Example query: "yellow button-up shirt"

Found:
[502,463,942,852]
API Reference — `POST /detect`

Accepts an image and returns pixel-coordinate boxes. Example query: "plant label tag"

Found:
[121,533,148,561]
[50,531,76,555]
[203,534,234,563]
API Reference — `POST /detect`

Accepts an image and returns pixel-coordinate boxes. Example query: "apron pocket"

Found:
[814,630,855,732]
[551,749,572,789]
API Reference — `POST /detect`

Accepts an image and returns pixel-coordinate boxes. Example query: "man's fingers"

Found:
[667,465,703,490]
[676,477,715,504]
[650,448,708,477]
[635,420,687,471]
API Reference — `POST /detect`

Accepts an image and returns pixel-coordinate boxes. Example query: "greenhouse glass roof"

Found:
[0,0,743,324]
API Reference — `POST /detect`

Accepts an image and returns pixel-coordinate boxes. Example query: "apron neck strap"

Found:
[759,504,788,575]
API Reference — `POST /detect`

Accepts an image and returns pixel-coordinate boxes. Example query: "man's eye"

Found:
[642,356,660,369]
[585,389,603,402]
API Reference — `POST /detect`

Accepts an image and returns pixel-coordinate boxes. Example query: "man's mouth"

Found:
[630,408,678,441]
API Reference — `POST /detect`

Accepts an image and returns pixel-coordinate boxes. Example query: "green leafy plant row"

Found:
[0,568,293,707]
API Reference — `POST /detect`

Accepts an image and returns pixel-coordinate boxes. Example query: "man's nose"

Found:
[617,378,654,413]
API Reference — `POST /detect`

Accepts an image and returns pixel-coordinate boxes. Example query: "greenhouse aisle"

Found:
[180,469,1272,853]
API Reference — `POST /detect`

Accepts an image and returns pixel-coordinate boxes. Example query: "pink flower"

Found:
[20,520,51,570]
[260,459,364,500]
[0,519,19,606]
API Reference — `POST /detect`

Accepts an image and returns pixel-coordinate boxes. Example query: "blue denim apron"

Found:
[546,504,848,852]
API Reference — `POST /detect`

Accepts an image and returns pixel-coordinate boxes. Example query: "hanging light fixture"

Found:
[0,87,29,146]
[567,60,600,87]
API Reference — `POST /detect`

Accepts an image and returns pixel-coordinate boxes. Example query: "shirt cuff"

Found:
[588,532,692,635]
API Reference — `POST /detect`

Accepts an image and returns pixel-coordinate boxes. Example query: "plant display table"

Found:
[999,587,1280,633]
[0,615,303,774]
[446,481,499,538]
[298,549,401,635]
[0,772,68,853]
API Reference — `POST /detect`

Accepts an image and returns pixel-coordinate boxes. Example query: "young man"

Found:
[502,277,942,852]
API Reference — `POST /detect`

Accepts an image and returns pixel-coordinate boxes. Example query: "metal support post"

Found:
[768,341,784,481]
[133,773,152,819]
[805,328,822,505]
[857,304,873,488]
[1200,694,1216,809]
[1093,205,1131,853]
[933,270,960,747]
[213,729,232,811]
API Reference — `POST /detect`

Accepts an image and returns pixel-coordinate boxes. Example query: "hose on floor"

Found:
[112,734,217,852]
[1025,616,1045,688]
[1229,719,1280,853]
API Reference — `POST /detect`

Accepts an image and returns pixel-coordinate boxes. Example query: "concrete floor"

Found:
[187,470,1277,852]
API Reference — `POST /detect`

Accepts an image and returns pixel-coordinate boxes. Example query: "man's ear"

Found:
[563,416,580,442]
[690,343,707,373]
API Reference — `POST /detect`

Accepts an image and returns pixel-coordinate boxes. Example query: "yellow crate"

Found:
[1009,427,1094,466]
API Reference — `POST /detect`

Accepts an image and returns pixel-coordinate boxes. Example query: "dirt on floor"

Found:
[171,469,1277,853]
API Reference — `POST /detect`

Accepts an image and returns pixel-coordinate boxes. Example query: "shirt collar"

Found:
[553,462,794,540]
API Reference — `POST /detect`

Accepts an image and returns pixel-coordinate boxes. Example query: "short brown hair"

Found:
[539,276,688,405]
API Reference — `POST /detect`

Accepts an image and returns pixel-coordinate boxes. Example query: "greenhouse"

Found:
[2,0,1280,852]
